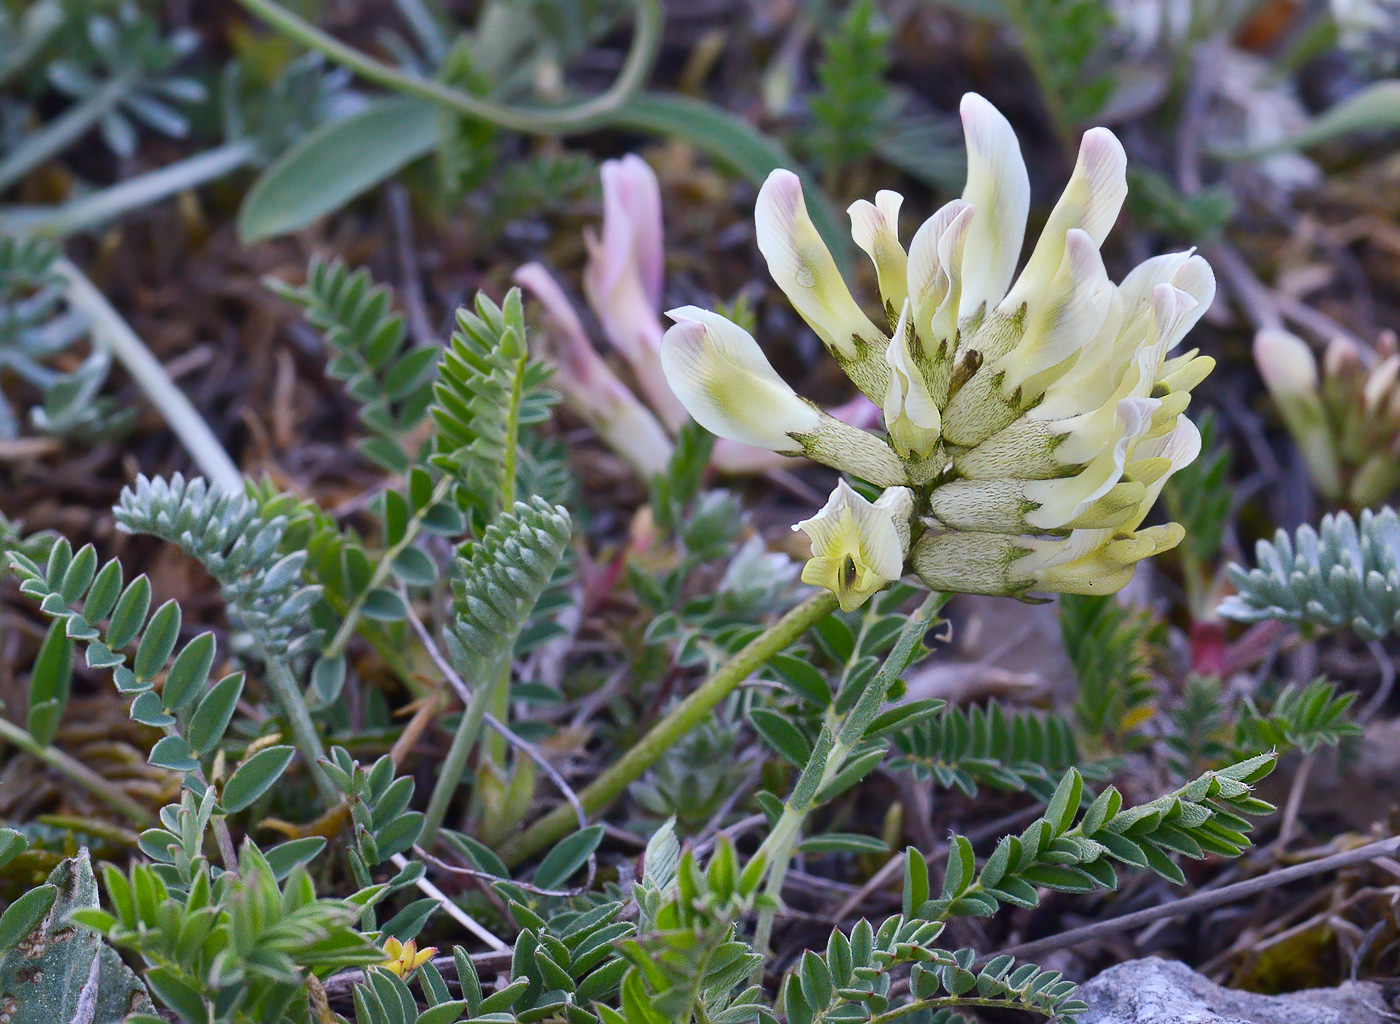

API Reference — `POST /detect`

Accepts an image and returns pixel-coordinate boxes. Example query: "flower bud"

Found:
[583,155,687,432]
[1254,327,1342,499]
[794,481,912,610]
[1003,127,1127,310]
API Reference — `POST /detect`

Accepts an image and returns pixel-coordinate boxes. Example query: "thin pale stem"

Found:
[388,853,510,950]
[421,657,501,842]
[998,834,1400,962]
[323,475,454,660]
[6,141,258,238]
[261,654,336,805]
[404,590,590,833]
[158,719,238,867]
[0,715,153,826]
[232,0,664,134]
[0,76,136,194]
[498,590,840,865]
[53,258,243,493]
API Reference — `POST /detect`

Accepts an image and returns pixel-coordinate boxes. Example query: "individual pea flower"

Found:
[516,154,880,479]
[660,92,1216,607]
[1255,326,1400,509]
[793,481,913,611]
[381,937,436,979]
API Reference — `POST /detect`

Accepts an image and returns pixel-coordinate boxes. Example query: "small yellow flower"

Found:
[382,937,436,979]
[794,482,912,612]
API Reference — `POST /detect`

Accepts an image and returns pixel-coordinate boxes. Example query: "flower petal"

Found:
[1005,126,1127,308]
[516,263,675,477]
[882,299,942,461]
[850,189,908,318]
[795,481,912,610]
[660,306,820,452]
[756,169,891,399]
[595,155,663,309]
[942,229,1116,447]
[583,158,686,431]
[958,93,1031,322]
[1010,523,1183,595]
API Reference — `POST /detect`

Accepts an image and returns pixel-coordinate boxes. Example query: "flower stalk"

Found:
[232,0,665,135]
[0,714,153,827]
[497,589,839,865]
[748,592,944,970]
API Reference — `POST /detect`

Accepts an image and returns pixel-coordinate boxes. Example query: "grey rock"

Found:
[1077,957,1396,1024]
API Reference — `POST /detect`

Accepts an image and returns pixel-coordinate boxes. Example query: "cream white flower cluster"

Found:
[659,94,1216,611]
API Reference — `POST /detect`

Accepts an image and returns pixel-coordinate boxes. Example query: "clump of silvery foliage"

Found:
[1220,506,1400,640]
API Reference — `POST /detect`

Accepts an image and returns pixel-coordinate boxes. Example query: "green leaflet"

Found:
[238,96,440,241]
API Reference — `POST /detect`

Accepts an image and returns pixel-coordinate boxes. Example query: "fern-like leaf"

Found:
[266,256,437,473]
[430,288,554,526]
[1234,678,1360,755]
[780,916,1085,1024]
[8,533,246,771]
[909,755,1278,923]
[448,496,572,680]
[0,236,129,439]
[889,700,1093,800]
[1059,593,1159,748]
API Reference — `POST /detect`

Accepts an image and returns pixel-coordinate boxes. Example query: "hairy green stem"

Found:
[53,258,243,493]
[421,657,502,842]
[498,590,839,865]
[4,140,258,238]
[261,654,336,805]
[0,75,135,194]
[232,0,664,134]
[749,593,943,972]
[0,715,153,826]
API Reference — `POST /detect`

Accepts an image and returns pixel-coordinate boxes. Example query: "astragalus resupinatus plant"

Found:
[662,93,1216,610]
[0,88,1322,1024]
